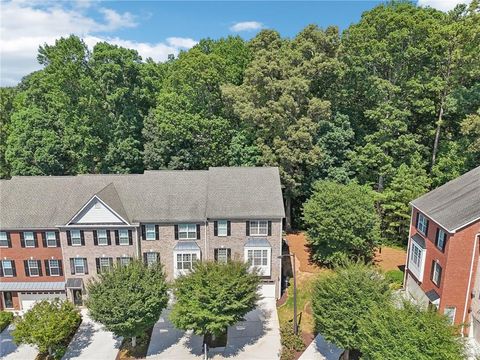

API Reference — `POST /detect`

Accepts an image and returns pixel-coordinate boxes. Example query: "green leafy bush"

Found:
[0,311,14,332]
[280,322,305,360]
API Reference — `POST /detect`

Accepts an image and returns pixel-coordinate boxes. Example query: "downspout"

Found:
[462,234,480,336]
[403,207,414,289]
[279,218,283,300]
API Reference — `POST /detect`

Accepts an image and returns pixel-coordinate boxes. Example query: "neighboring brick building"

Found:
[405,165,480,340]
[0,167,285,310]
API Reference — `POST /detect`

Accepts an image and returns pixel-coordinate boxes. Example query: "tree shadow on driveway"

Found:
[62,322,95,360]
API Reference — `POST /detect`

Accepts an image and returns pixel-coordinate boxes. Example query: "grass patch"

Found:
[0,311,14,332]
[117,327,153,359]
[385,269,404,289]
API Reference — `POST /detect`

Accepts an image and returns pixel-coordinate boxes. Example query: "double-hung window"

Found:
[2,260,14,277]
[46,232,57,247]
[444,307,456,325]
[215,248,230,263]
[417,213,428,235]
[0,232,9,247]
[217,221,228,237]
[145,225,156,240]
[99,258,112,273]
[118,230,129,245]
[28,260,39,276]
[249,221,268,236]
[431,261,442,286]
[118,257,132,267]
[178,224,197,240]
[49,259,60,276]
[145,252,159,266]
[436,229,447,252]
[97,230,108,245]
[74,258,86,274]
[71,230,82,246]
[409,238,426,282]
[24,232,35,247]
[245,247,271,276]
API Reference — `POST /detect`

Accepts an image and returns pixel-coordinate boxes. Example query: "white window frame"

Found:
[70,230,82,246]
[178,224,197,240]
[145,252,158,267]
[432,261,442,286]
[418,213,428,235]
[118,229,129,245]
[74,258,86,275]
[444,307,456,325]
[436,229,446,251]
[28,259,39,277]
[2,260,13,277]
[244,247,271,276]
[46,231,57,247]
[249,220,268,236]
[49,259,60,276]
[24,232,35,247]
[409,239,426,282]
[174,251,200,277]
[97,230,108,246]
[0,232,8,247]
[119,257,131,267]
[217,220,228,237]
[99,258,112,273]
[216,248,229,263]
[145,225,156,240]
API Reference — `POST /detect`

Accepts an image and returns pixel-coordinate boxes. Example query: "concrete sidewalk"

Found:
[62,309,122,360]
[147,297,281,359]
[0,324,37,360]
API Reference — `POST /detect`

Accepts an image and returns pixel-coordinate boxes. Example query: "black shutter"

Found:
[107,231,112,245]
[268,221,272,236]
[70,259,75,275]
[109,258,113,267]
[142,225,146,239]
[196,224,201,240]
[442,232,447,251]
[115,230,119,245]
[24,260,30,277]
[80,231,85,246]
[84,258,89,274]
[227,249,231,261]
[214,221,218,236]
[174,225,179,240]
[42,232,47,247]
[55,232,60,247]
[435,229,440,247]
[11,260,16,277]
[34,232,39,247]
[128,230,133,245]
[438,265,442,285]
[227,221,231,236]
[155,252,159,262]
[246,221,250,236]
[45,260,50,276]
[67,231,72,246]
[0,261,3,277]
[415,212,419,228]
[37,260,42,276]
[155,225,159,240]
[214,249,218,261]
[20,232,25,247]
[6,232,12,247]
[96,258,100,273]
[93,230,98,246]
[143,252,147,264]
[425,220,429,236]
[58,260,63,276]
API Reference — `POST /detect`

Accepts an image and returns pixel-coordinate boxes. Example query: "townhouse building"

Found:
[404,165,480,341]
[0,167,285,310]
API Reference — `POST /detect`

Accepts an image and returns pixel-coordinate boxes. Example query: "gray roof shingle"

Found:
[411,166,480,232]
[0,167,284,229]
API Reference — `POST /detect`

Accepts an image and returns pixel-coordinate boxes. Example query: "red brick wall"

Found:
[1,231,65,283]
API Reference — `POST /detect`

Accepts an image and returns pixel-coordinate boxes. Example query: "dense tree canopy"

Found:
[1,1,479,244]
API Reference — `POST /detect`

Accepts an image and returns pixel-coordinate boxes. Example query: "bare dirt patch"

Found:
[374,246,406,272]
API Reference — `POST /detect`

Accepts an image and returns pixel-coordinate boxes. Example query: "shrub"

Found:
[0,311,14,332]
[280,322,304,360]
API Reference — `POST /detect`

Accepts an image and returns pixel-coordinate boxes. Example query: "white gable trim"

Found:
[66,195,129,226]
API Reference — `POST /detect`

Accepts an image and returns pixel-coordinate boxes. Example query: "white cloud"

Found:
[229,21,263,32]
[0,1,197,86]
[417,0,472,12]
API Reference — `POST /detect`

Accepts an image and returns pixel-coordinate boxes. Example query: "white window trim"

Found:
[249,220,268,236]
[119,257,131,266]
[70,230,82,246]
[99,258,112,272]
[173,250,200,278]
[0,232,8,247]
[217,220,228,237]
[244,247,271,276]
[74,258,86,275]
[145,252,158,267]
[28,260,39,277]
[178,224,197,240]
[2,260,13,277]
[437,229,446,251]
[409,239,426,282]
[97,230,108,246]
[49,259,60,277]
[432,261,442,286]
[24,232,35,248]
[46,232,57,247]
[216,248,229,263]
[444,307,456,325]
[418,213,428,235]
[145,225,156,240]
[118,229,129,245]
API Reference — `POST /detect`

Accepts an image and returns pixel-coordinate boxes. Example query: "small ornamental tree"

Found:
[170,261,260,346]
[312,263,391,359]
[358,302,466,360]
[12,299,81,358]
[86,260,168,347]
[303,180,381,266]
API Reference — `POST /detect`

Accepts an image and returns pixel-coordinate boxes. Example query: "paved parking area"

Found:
[0,324,37,360]
[147,296,281,359]
[62,309,122,360]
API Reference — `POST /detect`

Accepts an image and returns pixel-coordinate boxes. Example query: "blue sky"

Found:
[0,0,470,86]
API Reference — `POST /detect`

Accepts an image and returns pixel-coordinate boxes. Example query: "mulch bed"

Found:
[116,327,153,360]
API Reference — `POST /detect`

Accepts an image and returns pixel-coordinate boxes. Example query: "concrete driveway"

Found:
[0,324,37,360]
[147,296,281,359]
[62,309,122,360]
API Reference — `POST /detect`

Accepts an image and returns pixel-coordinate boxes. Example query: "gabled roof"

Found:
[411,166,480,233]
[0,167,285,229]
